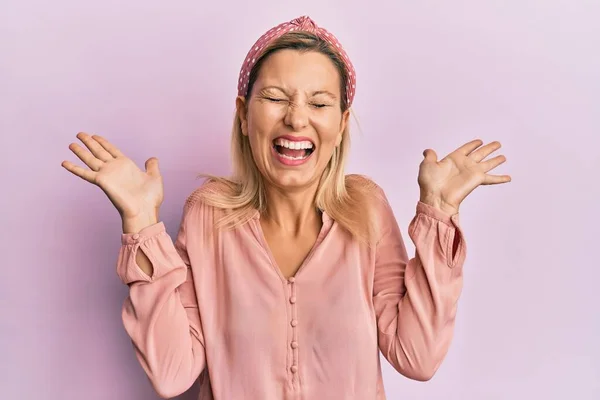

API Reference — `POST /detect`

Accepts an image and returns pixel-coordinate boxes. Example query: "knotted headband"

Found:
[237,16,357,107]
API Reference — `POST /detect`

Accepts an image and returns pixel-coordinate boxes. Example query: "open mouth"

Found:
[272,137,315,161]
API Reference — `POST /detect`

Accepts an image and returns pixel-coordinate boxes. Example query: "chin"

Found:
[269,168,319,191]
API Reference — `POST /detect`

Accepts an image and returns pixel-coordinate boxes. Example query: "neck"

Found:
[262,183,321,236]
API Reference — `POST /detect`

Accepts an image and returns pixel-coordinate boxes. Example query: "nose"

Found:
[284,102,309,131]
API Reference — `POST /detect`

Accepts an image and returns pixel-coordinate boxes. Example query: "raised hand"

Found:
[417,139,511,215]
[61,132,164,224]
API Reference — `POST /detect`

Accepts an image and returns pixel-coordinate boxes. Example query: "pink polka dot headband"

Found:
[237,16,357,107]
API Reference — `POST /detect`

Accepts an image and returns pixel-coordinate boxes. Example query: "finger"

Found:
[471,141,502,162]
[480,154,507,172]
[422,149,438,163]
[76,132,113,162]
[69,143,103,171]
[145,157,160,176]
[61,160,96,183]
[482,174,512,185]
[92,134,125,158]
[455,139,484,156]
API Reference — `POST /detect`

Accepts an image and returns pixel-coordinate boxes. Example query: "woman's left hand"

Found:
[417,139,511,216]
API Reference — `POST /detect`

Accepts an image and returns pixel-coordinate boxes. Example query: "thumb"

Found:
[422,149,438,163]
[145,157,160,176]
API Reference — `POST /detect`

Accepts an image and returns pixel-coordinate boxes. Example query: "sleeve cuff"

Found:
[121,222,166,245]
[416,201,460,226]
[117,221,176,285]
[416,201,466,268]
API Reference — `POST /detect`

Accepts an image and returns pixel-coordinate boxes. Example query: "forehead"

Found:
[255,49,341,93]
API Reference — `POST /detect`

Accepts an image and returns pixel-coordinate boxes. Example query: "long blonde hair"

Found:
[198,32,381,246]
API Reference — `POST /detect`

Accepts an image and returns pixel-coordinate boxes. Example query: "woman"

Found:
[61,16,510,400]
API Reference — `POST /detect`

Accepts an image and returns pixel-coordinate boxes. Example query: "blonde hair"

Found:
[197,31,382,246]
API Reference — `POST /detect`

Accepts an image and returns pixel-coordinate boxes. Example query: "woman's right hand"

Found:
[61,132,164,226]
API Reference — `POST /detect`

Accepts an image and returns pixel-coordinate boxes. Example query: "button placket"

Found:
[287,277,299,380]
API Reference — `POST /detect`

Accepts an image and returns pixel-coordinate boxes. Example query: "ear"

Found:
[335,108,350,147]
[236,96,249,136]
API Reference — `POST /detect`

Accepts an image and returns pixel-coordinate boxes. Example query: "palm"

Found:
[61,133,163,219]
[94,157,163,218]
[417,139,511,214]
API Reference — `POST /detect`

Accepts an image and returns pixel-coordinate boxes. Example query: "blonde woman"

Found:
[61,16,510,400]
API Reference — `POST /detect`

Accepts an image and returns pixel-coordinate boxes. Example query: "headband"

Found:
[237,16,357,107]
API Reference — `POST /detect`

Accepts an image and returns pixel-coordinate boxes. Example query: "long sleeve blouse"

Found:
[116,182,467,400]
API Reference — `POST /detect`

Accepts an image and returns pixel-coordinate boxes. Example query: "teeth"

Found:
[279,153,309,160]
[274,138,314,150]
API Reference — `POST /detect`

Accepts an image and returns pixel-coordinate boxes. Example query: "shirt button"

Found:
[132,233,140,240]
[290,319,298,327]
[289,296,296,304]
[290,341,298,349]
[290,365,298,373]
[288,277,295,283]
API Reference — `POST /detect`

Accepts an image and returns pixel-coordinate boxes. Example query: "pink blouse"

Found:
[116,182,467,400]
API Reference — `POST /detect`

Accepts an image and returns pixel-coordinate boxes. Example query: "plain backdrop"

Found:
[1,0,599,399]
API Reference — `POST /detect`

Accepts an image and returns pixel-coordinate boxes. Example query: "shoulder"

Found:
[344,173,377,189]
[344,174,388,204]
[346,173,397,234]
[182,176,256,230]
[342,174,395,241]
[183,177,237,214]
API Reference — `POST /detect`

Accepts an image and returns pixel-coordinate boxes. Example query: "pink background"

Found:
[2,0,599,399]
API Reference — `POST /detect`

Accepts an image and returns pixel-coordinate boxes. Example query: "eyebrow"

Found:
[259,86,338,99]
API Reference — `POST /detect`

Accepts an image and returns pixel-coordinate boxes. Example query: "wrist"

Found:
[419,194,459,216]
[122,210,159,234]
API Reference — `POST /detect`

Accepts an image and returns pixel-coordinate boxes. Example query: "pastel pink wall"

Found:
[2,1,598,399]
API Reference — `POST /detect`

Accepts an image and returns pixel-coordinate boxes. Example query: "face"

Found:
[237,49,350,193]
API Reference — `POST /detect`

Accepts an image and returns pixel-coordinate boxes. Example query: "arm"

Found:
[121,209,161,276]
[373,191,467,381]
[116,193,206,399]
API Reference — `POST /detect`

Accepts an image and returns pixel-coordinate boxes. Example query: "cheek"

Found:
[247,134,268,159]
[246,129,273,165]
[247,107,280,140]
[314,114,343,145]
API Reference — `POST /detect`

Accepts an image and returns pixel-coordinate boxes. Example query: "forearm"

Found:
[123,267,206,398]
[122,210,160,277]
[375,201,467,380]
[393,256,463,379]
[117,218,207,398]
